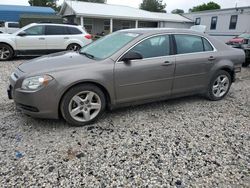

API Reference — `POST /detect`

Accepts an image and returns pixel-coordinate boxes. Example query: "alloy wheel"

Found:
[68,91,102,122]
[0,47,11,60]
[67,44,81,51]
[212,75,230,98]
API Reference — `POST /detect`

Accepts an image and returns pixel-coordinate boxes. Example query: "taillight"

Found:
[84,34,92,39]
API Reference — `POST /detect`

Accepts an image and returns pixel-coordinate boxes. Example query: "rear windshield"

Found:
[80,32,139,60]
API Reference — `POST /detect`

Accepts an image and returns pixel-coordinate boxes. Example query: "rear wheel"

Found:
[61,84,106,126]
[207,70,232,101]
[66,43,81,51]
[0,43,14,61]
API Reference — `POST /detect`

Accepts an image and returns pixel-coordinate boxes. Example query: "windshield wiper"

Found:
[79,52,95,59]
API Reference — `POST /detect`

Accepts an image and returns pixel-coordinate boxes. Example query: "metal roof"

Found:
[0,5,55,13]
[0,5,55,22]
[61,1,192,23]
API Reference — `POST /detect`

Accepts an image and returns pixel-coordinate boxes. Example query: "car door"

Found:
[114,34,176,103]
[15,25,46,51]
[172,34,216,95]
[45,25,68,51]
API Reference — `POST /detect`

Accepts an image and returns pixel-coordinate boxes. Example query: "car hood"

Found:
[0,33,12,37]
[229,37,244,43]
[18,51,95,74]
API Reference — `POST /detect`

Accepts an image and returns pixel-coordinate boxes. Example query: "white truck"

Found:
[0,21,20,34]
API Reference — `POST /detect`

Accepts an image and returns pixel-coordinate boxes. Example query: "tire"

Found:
[206,70,232,101]
[60,84,106,126]
[0,43,14,61]
[66,43,81,51]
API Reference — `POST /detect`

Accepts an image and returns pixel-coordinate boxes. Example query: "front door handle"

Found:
[64,37,69,39]
[39,37,45,40]
[208,56,216,61]
[162,61,173,66]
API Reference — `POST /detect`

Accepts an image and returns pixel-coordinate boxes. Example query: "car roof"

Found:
[30,23,80,28]
[119,28,206,36]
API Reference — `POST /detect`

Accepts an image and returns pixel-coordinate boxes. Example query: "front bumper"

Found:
[8,72,60,119]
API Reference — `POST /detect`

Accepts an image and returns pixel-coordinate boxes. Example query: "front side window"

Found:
[24,26,44,35]
[129,35,170,59]
[229,15,238,30]
[80,32,139,60]
[174,34,204,54]
[195,17,201,25]
[45,26,68,35]
[210,16,217,30]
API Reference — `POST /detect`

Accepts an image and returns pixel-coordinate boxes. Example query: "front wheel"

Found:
[61,84,106,126]
[207,70,232,101]
[0,43,14,61]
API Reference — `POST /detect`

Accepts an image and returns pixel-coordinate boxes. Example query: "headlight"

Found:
[21,75,53,90]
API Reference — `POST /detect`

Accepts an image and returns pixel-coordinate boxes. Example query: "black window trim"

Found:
[195,17,201,25]
[229,15,238,30]
[210,16,218,30]
[116,33,216,62]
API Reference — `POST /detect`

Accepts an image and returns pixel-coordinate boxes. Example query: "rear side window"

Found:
[174,35,204,54]
[45,26,68,35]
[68,27,82,34]
[202,38,214,51]
[174,35,214,54]
[130,35,170,59]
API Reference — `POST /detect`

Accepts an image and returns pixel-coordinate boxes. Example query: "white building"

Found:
[184,6,250,42]
[60,0,193,35]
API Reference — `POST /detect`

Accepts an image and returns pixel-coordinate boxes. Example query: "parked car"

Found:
[8,28,245,126]
[226,33,250,67]
[0,23,92,61]
[0,21,20,34]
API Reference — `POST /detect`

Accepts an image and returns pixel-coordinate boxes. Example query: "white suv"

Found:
[0,23,92,61]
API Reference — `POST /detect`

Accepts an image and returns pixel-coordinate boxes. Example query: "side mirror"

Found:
[18,31,26,37]
[120,51,143,62]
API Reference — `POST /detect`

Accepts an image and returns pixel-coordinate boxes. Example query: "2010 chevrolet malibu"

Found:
[8,28,245,126]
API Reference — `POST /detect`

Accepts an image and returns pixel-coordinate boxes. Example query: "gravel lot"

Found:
[0,58,249,187]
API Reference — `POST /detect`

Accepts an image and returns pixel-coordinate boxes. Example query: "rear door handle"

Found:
[64,37,69,39]
[162,61,173,66]
[39,37,45,40]
[208,56,216,61]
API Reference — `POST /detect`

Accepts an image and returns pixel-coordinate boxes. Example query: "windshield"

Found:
[238,33,250,39]
[80,32,139,60]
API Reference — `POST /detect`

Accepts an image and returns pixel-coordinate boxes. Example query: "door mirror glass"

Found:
[18,31,26,37]
[120,51,143,62]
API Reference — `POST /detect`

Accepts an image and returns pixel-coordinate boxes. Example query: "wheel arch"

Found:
[65,40,83,49]
[58,81,112,117]
[0,42,15,52]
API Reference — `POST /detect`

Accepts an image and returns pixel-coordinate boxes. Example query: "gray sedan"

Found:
[8,28,245,126]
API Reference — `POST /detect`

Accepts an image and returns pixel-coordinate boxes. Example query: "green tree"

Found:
[76,0,106,3]
[140,0,166,13]
[29,0,59,11]
[189,1,220,12]
[171,9,184,14]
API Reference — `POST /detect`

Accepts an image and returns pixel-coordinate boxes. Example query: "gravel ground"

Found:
[0,58,249,187]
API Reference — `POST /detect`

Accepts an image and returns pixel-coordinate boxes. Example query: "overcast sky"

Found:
[0,0,249,12]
